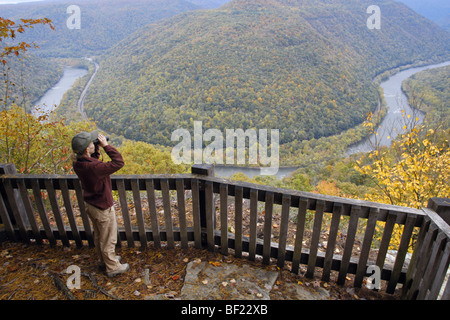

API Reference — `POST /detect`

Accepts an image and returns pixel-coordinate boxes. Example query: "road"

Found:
[77,58,99,120]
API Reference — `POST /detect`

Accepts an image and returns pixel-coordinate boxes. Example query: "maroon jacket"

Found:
[73,145,124,210]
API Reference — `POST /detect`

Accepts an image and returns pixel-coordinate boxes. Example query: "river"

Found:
[347,60,450,155]
[31,60,449,179]
[31,66,88,117]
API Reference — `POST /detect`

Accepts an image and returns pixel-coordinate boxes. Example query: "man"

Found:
[72,131,129,277]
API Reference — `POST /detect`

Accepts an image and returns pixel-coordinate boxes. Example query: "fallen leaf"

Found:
[209,261,221,267]
[222,282,228,287]
[172,275,180,281]
[202,279,208,285]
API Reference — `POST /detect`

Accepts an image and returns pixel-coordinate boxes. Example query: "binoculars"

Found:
[93,136,109,146]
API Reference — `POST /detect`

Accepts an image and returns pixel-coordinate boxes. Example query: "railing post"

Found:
[0,163,29,229]
[191,164,216,246]
[428,198,450,226]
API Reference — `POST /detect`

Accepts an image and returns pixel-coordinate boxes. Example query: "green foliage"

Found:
[402,65,450,127]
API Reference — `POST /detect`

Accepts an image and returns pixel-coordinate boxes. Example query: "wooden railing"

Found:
[0,163,449,300]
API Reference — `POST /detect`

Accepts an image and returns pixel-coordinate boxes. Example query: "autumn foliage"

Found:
[0,17,54,63]
[355,114,449,209]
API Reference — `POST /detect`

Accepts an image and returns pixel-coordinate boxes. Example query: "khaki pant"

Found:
[85,202,121,273]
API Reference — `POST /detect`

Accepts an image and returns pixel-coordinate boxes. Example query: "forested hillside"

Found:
[1,0,202,113]
[396,0,450,31]
[402,65,450,127]
[84,0,450,149]
[0,0,200,57]
[1,54,62,109]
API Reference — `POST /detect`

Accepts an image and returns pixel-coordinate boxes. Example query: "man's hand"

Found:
[98,134,109,148]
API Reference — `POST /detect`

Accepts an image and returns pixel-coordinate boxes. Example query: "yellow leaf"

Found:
[209,261,221,267]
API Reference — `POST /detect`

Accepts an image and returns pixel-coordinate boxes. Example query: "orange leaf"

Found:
[209,261,221,267]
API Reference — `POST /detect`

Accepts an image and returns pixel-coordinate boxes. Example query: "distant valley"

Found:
[2,0,449,165]
[82,0,450,149]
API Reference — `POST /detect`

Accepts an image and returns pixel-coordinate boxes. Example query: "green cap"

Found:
[71,131,98,153]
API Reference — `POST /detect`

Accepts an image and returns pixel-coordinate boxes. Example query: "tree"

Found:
[355,115,449,209]
[117,140,187,174]
[0,105,96,174]
[0,17,54,63]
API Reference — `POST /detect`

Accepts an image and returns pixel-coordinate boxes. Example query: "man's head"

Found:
[72,131,98,156]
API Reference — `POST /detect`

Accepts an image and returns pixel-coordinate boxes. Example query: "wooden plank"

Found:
[205,181,215,252]
[337,205,360,285]
[427,242,450,300]
[131,179,147,248]
[248,189,258,261]
[17,179,43,244]
[417,232,447,299]
[262,191,274,265]
[73,179,94,247]
[404,222,437,299]
[0,191,16,241]
[306,200,325,278]
[354,207,379,288]
[292,198,308,274]
[194,175,426,223]
[277,194,291,268]
[116,179,134,247]
[322,202,343,282]
[145,179,160,249]
[176,179,188,249]
[387,214,417,294]
[191,179,202,249]
[31,179,56,246]
[220,184,229,255]
[3,179,29,242]
[161,179,174,249]
[442,275,450,300]
[401,217,430,299]
[375,212,397,270]
[44,179,70,247]
[59,179,82,247]
[234,186,243,258]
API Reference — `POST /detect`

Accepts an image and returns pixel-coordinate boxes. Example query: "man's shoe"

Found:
[98,256,122,271]
[107,263,130,277]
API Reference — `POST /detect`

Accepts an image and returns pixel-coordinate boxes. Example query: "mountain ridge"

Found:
[82,0,450,147]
